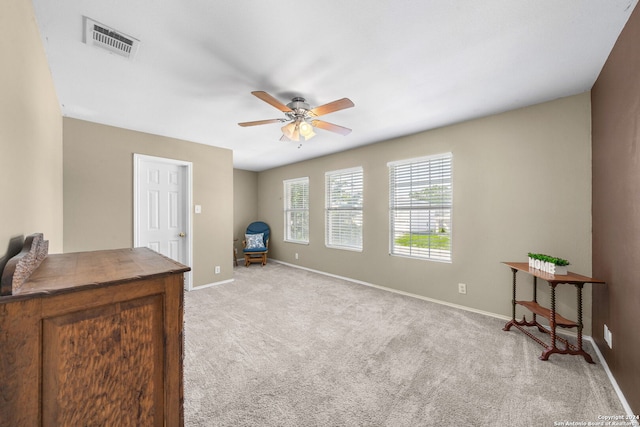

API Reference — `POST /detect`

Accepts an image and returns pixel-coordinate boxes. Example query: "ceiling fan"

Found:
[238,91,355,142]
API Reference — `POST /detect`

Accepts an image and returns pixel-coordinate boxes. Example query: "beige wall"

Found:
[63,118,233,287]
[0,0,63,253]
[233,169,259,257]
[258,93,593,332]
[0,0,594,335]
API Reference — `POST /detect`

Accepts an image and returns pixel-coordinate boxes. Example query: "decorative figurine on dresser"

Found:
[0,233,190,427]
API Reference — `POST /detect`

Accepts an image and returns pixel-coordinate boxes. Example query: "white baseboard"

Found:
[188,278,234,291]
[272,259,637,421]
[587,336,639,426]
[273,259,511,321]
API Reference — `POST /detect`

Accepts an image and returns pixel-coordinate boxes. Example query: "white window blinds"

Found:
[388,153,452,262]
[284,177,309,243]
[325,167,363,251]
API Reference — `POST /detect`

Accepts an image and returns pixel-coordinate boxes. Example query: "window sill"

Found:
[284,240,309,246]
[326,245,363,252]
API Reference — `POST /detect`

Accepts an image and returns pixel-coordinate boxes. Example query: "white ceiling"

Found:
[32,0,637,171]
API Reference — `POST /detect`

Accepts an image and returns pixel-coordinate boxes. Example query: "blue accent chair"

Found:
[242,221,270,266]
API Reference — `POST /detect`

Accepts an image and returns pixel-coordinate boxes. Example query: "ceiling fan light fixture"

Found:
[299,120,316,140]
[291,123,300,141]
[281,122,297,141]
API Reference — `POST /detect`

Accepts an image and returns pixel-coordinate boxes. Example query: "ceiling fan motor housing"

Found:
[287,97,311,116]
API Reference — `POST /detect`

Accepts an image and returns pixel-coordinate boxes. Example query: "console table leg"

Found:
[540,295,558,361]
[532,276,546,332]
[532,276,537,325]
[549,283,557,349]
[580,351,595,364]
[503,268,518,331]
[576,284,584,350]
[575,284,595,363]
[540,346,557,361]
[511,268,517,320]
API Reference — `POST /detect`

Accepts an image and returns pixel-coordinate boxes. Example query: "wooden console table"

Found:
[502,262,605,363]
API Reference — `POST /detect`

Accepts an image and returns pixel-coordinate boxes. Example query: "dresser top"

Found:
[11,247,190,297]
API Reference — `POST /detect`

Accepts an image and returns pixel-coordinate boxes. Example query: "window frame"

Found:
[283,177,310,244]
[388,153,453,262]
[325,166,364,252]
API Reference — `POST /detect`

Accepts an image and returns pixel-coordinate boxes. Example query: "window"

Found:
[388,153,452,262]
[284,177,309,243]
[325,167,363,251]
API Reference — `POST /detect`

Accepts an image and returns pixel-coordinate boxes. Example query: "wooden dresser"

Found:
[0,247,189,427]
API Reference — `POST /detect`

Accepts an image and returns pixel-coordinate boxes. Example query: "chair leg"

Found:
[244,253,267,267]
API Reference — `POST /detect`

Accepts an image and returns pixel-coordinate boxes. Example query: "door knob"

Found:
[179,232,186,237]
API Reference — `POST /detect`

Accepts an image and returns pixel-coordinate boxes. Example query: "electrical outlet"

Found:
[458,283,467,294]
[215,266,220,274]
[295,253,299,260]
[604,324,613,348]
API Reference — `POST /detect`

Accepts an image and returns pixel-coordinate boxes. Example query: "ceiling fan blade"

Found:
[309,98,354,117]
[238,119,284,127]
[311,119,352,136]
[251,91,293,113]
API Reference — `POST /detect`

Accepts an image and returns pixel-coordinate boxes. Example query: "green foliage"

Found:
[410,185,452,205]
[527,252,570,266]
[396,233,450,250]
[289,182,308,209]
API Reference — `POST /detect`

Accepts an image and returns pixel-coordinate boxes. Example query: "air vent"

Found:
[83,17,139,60]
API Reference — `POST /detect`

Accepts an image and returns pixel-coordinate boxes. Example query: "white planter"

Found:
[552,265,568,275]
[528,257,568,275]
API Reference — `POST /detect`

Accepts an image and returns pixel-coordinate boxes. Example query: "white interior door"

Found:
[134,154,192,289]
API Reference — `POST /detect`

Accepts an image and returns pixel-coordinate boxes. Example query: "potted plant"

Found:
[527,252,570,275]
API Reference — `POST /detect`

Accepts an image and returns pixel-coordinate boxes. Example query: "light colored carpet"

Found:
[184,263,624,426]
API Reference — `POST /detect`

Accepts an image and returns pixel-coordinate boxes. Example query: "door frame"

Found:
[133,154,193,290]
